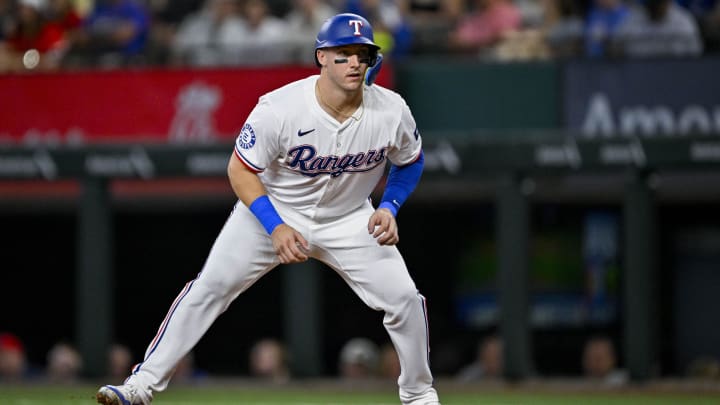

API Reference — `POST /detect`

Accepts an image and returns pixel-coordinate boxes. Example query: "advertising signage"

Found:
[0,66,393,145]
[563,58,720,138]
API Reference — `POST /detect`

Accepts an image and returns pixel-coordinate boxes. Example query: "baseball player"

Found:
[96,13,441,405]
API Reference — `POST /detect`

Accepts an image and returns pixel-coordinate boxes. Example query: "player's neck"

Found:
[315,80,363,122]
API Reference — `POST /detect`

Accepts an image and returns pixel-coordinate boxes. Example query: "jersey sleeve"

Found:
[387,101,423,166]
[233,97,281,173]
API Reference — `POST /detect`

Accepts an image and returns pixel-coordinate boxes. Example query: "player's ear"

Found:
[316,49,326,67]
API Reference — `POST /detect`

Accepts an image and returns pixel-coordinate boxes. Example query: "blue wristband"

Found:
[248,195,284,235]
[379,151,424,217]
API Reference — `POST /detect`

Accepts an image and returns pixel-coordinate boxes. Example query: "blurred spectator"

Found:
[581,336,628,386]
[675,0,718,17]
[489,0,548,61]
[343,0,414,60]
[65,0,150,68]
[47,0,83,31]
[447,0,522,58]
[0,0,15,40]
[412,0,467,23]
[232,0,291,65]
[249,338,289,383]
[493,29,550,61]
[686,355,720,380]
[584,0,629,58]
[514,0,545,28]
[107,343,133,383]
[284,0,337,65]
[148,0,205,25]
[378,342,401,380]
[406,0,461,54]
[456,334,503,381]
[701,0,720,52]
[430,340,464,377]
[611,0,703,58]
[492,7,552,64]
[0,0,67,72]
[46,341,83,383]
[338,337,379,379]
[171,0,245,66]
[171,351,208,384]
[47,0,84,59]
[543,0,585,59]
[145,0,204,64]
[0,332,29,381]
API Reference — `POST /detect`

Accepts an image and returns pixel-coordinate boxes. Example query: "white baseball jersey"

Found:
[234,75,422,220]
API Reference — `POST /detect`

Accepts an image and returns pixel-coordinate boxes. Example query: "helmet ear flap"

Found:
[368,48,378,67]
[365,53,383,86]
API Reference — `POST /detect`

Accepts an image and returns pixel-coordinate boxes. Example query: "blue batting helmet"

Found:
[314,13,380,67]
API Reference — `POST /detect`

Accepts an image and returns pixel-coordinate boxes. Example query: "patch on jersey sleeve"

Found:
[237,123,256,150]
[413,127,420,140]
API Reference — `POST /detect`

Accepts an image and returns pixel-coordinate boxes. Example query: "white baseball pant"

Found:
[125,199,439,404]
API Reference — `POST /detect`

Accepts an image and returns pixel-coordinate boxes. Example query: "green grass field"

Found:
[2,383,720,405]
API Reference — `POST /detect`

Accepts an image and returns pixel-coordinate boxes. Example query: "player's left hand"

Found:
[368,208,399,246]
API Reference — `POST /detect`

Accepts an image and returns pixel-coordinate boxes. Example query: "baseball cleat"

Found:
[96,384,152,405]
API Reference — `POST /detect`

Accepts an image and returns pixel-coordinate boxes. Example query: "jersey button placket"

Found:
[334,131,341,152]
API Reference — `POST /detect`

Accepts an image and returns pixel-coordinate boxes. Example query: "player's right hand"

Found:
[271,224,310,264]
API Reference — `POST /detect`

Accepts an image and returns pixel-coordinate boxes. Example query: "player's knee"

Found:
[194,274,236,300]
[387,285,420,309]
[382,287,423,326]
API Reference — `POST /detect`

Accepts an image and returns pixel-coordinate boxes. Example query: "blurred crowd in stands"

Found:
[4,329,720,384]
[0,0,719,72]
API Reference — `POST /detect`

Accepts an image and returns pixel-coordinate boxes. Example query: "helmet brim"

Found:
[316,36,381,51]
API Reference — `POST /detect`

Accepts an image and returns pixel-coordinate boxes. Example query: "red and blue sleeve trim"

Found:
[233,147,263,173]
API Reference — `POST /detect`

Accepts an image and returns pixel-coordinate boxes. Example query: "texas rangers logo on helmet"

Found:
[348,20,363,36]
[238,123,256,149]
